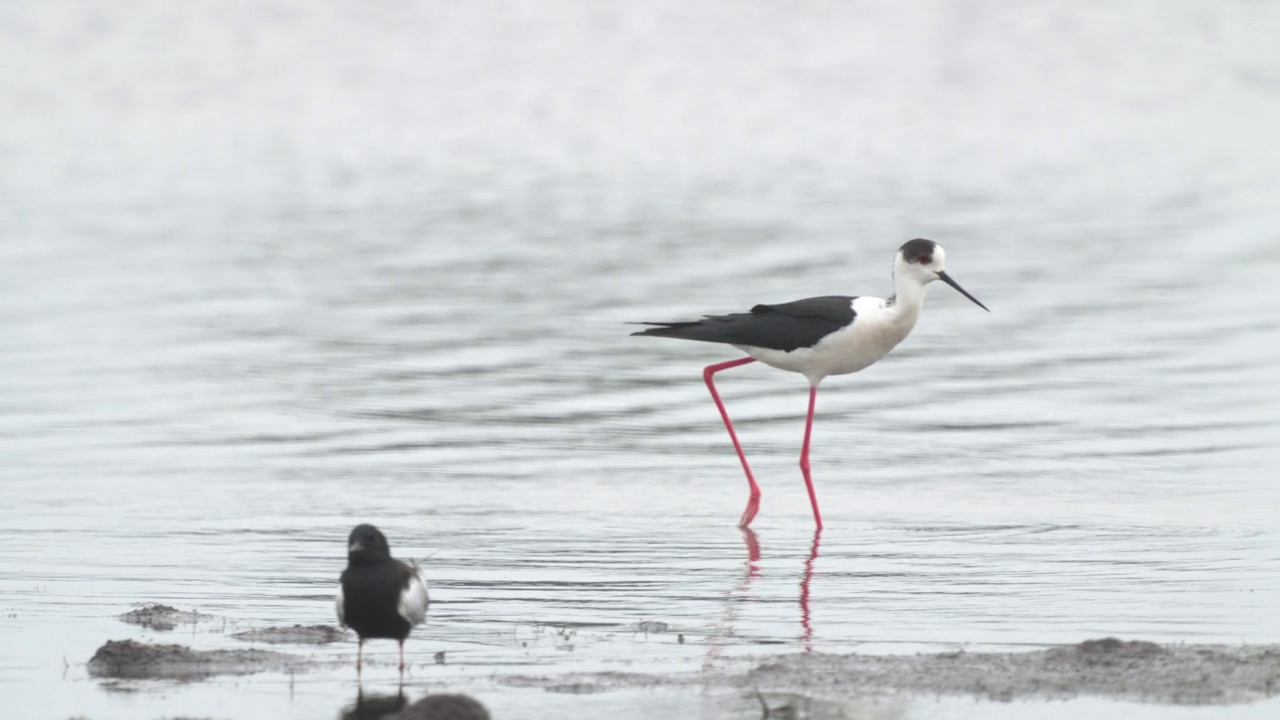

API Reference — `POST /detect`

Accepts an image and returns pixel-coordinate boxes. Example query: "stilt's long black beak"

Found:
[937,271,989,311]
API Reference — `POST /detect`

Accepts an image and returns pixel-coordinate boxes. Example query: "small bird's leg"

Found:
[703,357,761,527]
[398,639,406,674]
[799,385,823,529]
[357,638,364,676]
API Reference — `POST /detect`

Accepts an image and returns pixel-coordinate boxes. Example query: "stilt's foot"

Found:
[738,491,761,528]
[799,462,822,529]
[802,472,823,529]
[740,527,762,565]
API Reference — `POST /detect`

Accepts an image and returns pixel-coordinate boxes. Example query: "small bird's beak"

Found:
[937,271,989,312]
[348,542,363,554]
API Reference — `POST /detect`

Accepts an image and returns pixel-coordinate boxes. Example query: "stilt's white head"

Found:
[895,238,947,284]
[894,238,989,310]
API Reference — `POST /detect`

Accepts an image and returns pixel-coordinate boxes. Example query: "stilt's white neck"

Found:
[886,271,930,325]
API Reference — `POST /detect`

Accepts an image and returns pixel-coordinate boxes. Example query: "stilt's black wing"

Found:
[631,295,856,352]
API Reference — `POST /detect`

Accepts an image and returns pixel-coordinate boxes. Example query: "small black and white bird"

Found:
[336,524,430,675]
[632,239,988,529]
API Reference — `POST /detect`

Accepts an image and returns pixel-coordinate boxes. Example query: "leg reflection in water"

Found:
[703,528,763,671]
[800,528,822,652]
[705,528,823,668]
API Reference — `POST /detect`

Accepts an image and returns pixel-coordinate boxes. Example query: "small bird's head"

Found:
[895,238,988,311]
[346,524,392,566]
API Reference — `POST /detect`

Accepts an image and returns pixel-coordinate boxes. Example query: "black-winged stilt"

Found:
[632,238,988,529]
[336,524,430,675]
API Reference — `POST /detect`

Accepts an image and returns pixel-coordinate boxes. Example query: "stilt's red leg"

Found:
[799,385,823,529]
[356,638,364,676]
[703,357,760,527]
[398,639,406,674]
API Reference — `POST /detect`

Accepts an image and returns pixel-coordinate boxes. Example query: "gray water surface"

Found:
[3,1,1280,718]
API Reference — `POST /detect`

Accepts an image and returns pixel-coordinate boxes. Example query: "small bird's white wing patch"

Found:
[335,585,346,628]
[398,566,429,627]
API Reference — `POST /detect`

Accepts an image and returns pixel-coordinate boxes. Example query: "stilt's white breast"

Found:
[736,296,920,384]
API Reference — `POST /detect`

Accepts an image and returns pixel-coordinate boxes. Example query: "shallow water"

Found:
[3,1,1280,718]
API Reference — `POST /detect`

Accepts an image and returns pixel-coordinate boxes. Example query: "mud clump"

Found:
[117,604,215,632]
[1051,636,1167,663]
[385,694,491,720]
[88,639,305,680]
[230,624,345,645]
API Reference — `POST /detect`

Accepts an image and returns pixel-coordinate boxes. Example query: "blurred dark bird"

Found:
[632,239,988,529]
[336,524,429,675]
[385,693,491,720]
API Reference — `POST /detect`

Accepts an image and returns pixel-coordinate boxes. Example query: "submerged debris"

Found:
[117,604,215,632]
[636,621,670,635]
[229,624,345,645]
[88,639,305,680]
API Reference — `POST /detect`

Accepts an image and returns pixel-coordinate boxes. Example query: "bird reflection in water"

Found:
[340,690,492,720]
[339,687,405,720]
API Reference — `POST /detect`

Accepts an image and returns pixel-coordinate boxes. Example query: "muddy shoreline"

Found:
[498,638,1280,706]
[742,638,1280,705]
